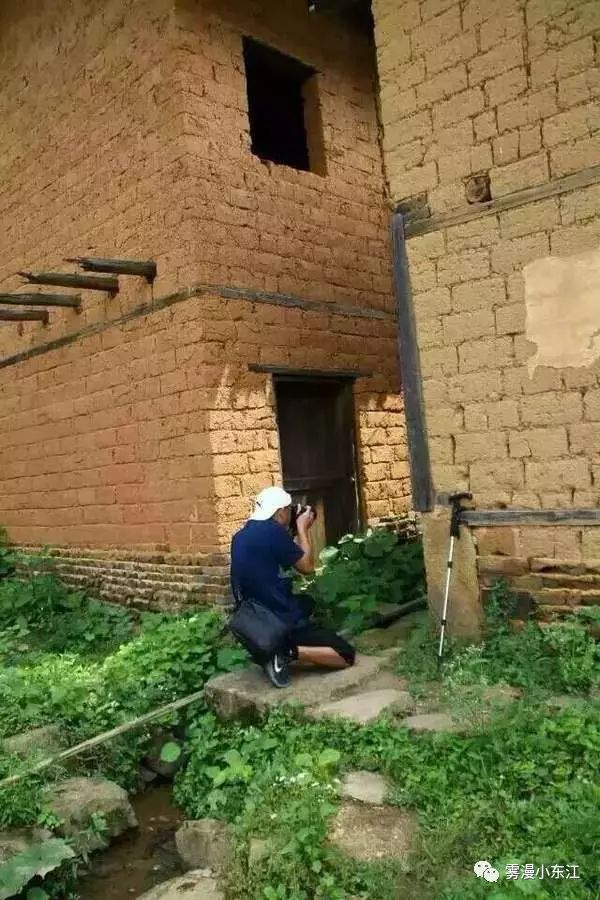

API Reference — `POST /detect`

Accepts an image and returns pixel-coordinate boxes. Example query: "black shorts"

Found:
[287,623,356,666]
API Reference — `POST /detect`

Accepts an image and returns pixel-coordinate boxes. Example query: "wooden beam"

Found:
[19,271,119,293]
[65,256,157,282]
[0,308,48,324]
[404,164,600,238]
[462,508,600,527]
[391,213,434,512]
[249,363,372,379]
[0,293,81,309]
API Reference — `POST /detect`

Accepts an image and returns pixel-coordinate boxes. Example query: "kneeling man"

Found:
[230,486,356,688]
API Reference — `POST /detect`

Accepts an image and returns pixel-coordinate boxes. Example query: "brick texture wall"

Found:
[1,0,393,362]
[372,0,600,625]
[0,291,408,555]
[373,0,600,214]
[0,0,411,580]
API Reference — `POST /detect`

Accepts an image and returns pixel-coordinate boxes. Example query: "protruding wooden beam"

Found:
[65,256,157,282]
[18,271,119,293]
[0,309,49,324]
[0,293,81,309]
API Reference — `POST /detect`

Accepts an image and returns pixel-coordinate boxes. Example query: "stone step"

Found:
[307,688,413,725]
[204,654,390,722]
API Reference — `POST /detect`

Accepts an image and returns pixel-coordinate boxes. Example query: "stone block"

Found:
[442,307,495,344]
[2,725,64,759]
[486,67,527,108]
[451,276,506,311]
[341,771,392,806]
[401,712,460,732]
[499,199,559,240]
[204,654,388,722]
[422,507,482,639]
[137,871,224,900]
[426,31,478,76]
[175,820,233,873]
[495,303,525,335]
[490,153,549,198]
[468,38,524,85]
[478,555,529,576]
[308,689,413,725]
[43,777,137,853]
[433,87,485,128]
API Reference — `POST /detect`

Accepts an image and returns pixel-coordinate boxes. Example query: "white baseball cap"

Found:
[250,486,292,521]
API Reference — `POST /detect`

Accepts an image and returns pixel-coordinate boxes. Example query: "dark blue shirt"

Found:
[230,519,305,626]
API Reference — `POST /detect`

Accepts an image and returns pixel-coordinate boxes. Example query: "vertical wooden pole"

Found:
[391,213,434,512]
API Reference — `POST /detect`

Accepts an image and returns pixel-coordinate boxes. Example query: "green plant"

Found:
[0,838,75,900]
[0,528,16,579]
[298,529,425,633]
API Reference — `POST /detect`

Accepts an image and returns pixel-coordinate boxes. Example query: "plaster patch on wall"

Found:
[523,246,600,375]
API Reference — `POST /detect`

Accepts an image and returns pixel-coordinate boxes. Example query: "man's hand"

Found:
[293,506,316,575]
[297,506,315,534]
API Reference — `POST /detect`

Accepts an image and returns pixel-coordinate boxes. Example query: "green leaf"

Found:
[317,748,341,768]
[159,741,182,764]
[0,839,75,900]
[294,752,313,769]
[26,889,49,900]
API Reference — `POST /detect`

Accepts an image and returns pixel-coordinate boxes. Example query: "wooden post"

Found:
[0,308,49,324]
[0,293,81,309]
[65,257,157,282]
[19,271,119,293]
[391,213,434,512]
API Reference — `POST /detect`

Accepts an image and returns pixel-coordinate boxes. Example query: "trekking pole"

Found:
[438,491,472,665]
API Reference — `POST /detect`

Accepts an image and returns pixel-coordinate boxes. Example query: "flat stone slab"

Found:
[137,870,224,900]
[401,712,460,733]
[330,802,417,863]
[205,654,388,722]
[308,689,413,725]
[43,776,137,852]
[341,771,391,806]
[2,725,64,759]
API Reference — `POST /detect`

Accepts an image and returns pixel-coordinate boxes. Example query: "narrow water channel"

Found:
[77,785,184,899]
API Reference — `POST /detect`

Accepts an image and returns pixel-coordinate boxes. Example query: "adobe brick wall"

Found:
[0,0,410,600]
[0,0,393,363]
[0,290,408,556]
[476,526,600,620]
[372,0,600,628]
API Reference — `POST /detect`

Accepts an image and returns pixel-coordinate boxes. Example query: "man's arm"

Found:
[293,509,315,575]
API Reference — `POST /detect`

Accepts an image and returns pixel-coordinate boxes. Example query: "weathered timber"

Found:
[66,256,157,282]
[0,293,81,309]
[462,508,600,527]
[0,689,207,790]
[19,271,119,293]
[0,308,49,324]
[405,164,600,237]
[249,364,372,379]
[391,213,433,512]
[0,282,391,371]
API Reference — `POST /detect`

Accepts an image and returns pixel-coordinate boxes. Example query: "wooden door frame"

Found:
[272,373,363,536]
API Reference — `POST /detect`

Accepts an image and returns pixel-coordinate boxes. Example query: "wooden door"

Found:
[274,377,360,552]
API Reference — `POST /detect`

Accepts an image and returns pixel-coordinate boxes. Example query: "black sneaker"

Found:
[264,652,291,688]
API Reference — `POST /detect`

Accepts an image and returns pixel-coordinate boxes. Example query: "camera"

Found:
[289,503,317,534]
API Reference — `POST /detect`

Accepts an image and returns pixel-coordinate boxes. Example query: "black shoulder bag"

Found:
[229,597,290,661]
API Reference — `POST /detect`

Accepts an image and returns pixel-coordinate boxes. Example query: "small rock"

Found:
[43,776,137,853]
[136,869,224,900]
[341,771,391,806]
[401,712,460,733]
[248,837,270,867]
[175,820,232,873]
[3,725,64,759]
[309,689,413,725]
[330,802,417,863]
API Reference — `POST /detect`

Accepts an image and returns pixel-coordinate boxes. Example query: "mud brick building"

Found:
[372,0,600,628]
[0,0,410,608]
